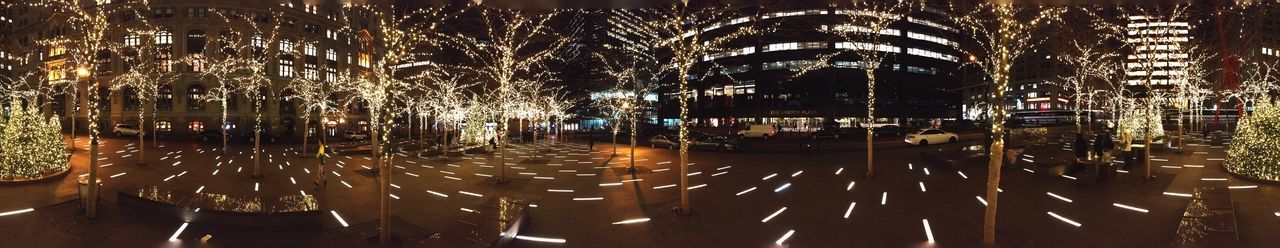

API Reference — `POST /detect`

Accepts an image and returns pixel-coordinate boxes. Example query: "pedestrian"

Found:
[588,138,594,151]
[489,137,498,150]
[1121,132,1134,170]
[1072,134,1088,174]
[1092,131,1109,160]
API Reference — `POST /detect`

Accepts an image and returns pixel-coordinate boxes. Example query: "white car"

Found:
[736,124,777,139]
[344,131,368,140]
[113,124,145,137]
[905,129,958,146]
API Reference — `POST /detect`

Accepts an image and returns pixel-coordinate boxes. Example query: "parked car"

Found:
[905,129,959,146]
[736,124,777,139]
[649,134,737,151]
[113,124,145,137]
[809,128,844,140]
[344,131,369,140]
[872,125,903,137]
[197,130,230,142]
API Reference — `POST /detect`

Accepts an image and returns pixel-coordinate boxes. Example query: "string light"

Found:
[1226,100,1280,182]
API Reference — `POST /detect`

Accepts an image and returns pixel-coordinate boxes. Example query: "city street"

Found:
[0,130,1276,247]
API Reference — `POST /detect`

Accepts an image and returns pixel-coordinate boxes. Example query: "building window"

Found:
[95,50,112,75]
[280,39,294,53]
[835,42,900,53]
[123,87,140,111]
[721,65,750,75]
[188,120,204,131]
[906,47,957,62]
[157,85,173,110]
[833,61,864,69]
[279,55,295,77]
[187,7,207,18]
[762,60,818,70]
[357,52,371,67]
[156,29,173,72]
[186,30,206,54]
[187,85,205,110]
[156,121,172,132]
[124,34,140,46]
[763,42,827,52]
[152,8,174,18]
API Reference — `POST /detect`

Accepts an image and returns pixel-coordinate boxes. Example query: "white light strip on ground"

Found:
[515,235,566,243]
[1047,212,1082,227]
[736,187,757,196]
[1112,203,1149,213]
[168,222,189,241]
[612,218,651,225]
[923,219,935,243]
[843,202,856,219]
[775,230,795,245]
[774,183,791,192]
[0,208,34,217]
[330,211,349,227]
[761,207,787,223]
[1047,192,1073,203]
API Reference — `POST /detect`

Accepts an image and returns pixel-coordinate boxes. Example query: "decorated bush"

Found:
[0,102,69,180]
[1118,106,1165,140]
[1226,100,1280,182]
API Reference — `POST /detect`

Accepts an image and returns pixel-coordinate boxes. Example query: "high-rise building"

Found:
[657,5,964,130]
[1124,15,1191,91]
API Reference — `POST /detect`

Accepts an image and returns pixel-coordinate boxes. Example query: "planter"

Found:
[0,165,71,185]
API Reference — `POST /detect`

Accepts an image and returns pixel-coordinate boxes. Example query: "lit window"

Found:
[125,34,141,46]
[279,56,295,76]
[357,52,371,67]
[157,121,172,132]
[906,48,957,62]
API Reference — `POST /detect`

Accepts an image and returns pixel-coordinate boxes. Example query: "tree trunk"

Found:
[678,67,692,215]
[375,126,391,245]
[302,116,310,158]
[866,71,876,177]
[629,116,637,171]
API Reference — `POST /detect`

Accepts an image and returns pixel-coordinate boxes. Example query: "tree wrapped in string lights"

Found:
[1226,99,1280,182]
[331,3,454,244]
[0,73,69,181]
[948,3,1063,244]
[0,99,68,181]
[646,2,759,215]
[809,1,913,177]
[25,0,156,218]
[595,48,658,171]
[443,6,571,183]
[111,28,177,166]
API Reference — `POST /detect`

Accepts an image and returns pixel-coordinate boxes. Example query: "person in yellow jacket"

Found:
[1120,132,1134,170]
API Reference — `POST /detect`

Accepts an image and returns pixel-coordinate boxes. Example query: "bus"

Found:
[1009,110,1104,127]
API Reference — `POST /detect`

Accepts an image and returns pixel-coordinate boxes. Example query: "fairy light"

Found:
[646,2,760,215]
[1226,100,1280,182]
[0,101,69,179]
[443,7,572,182]
[948,3,1064,244]
[791,2,912,177]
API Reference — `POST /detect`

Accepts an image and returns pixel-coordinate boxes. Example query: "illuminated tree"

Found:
[111,28,177,166]
[331,3,454,244]
[595,49,658,171]
[646,3,759,215]
[1226,99,1280,182]
[948,3,1063,244]
[0,99,67,180]
[810,1,913,177]
[444,6,571,183]
[25,0,156,218]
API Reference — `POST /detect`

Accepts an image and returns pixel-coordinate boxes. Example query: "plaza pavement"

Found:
[0,131,1277,247]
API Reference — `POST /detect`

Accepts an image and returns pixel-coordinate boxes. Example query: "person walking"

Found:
[1072,134,1089,175]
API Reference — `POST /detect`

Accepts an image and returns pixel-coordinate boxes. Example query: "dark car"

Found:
[197,130,231,142]
[809,128,844,140]
[871,125,903,137]
[649,133,737,152]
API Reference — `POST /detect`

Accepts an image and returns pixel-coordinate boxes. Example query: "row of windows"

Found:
[699,9,957,35]
[701,38,955,62]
